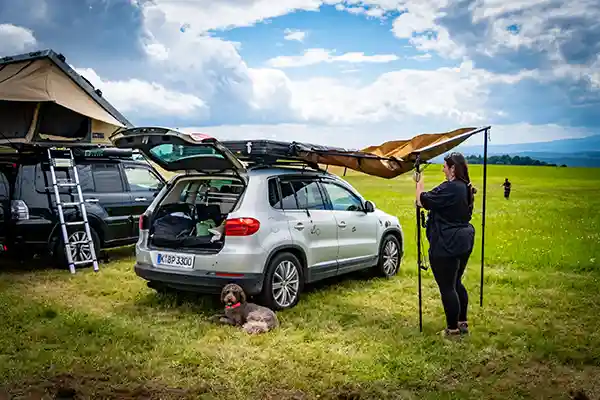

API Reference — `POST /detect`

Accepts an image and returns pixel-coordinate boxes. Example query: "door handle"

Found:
[294,222,305,231]
[338,221,347,228]
[85,198,99,203]
[135,197,147,202]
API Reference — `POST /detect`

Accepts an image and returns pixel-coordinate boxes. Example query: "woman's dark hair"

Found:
[444,152,477,209]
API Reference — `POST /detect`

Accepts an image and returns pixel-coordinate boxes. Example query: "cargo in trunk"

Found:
[148,176,245,252]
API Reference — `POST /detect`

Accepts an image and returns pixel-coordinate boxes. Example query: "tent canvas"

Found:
[0,49,132,148]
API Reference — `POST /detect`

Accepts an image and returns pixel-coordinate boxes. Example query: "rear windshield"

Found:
[149,143,222,163]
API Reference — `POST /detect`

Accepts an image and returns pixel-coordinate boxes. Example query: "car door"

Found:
[319,179,379,275]
[275,176,339,282]
[83,162,134,242]
[122,162,164,237]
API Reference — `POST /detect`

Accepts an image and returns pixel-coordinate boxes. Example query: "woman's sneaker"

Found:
[439,328,461,339]
[458,321,469,335]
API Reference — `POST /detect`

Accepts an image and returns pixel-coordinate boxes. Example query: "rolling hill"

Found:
[449,134,600,167]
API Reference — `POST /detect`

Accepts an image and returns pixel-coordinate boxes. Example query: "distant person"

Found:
[502,178,511,200]
[415,152,476,338]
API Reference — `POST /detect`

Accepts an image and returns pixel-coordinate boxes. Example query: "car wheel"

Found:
[260,252,304,310]
[375,234,402,278]
[55,226,101,270]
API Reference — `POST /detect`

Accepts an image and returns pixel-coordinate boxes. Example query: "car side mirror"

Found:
[364,200,376,213]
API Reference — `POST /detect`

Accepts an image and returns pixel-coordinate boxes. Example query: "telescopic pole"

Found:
[415,155,424,332]
[480,127,490,307]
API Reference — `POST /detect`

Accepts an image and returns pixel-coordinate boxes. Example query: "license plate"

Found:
[156,252,194,268]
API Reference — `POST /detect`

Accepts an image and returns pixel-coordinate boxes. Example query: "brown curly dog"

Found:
[212,283,279,334]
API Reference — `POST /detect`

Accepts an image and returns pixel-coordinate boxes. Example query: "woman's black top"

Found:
[420,180,475,258]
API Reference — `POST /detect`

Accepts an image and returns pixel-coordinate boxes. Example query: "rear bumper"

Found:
[134,262,264,295]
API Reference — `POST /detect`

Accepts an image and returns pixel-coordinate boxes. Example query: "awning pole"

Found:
[415,154,426,332]
[480,127,490,306]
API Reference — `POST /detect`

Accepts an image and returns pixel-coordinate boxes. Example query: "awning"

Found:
[293,126,490,179]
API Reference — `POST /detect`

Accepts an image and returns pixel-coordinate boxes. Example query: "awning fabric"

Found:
[293,126,489,179]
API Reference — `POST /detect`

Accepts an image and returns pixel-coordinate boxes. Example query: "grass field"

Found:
[1,164,599,399]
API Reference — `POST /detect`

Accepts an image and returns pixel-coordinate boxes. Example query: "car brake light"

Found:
[139,214,149,230]
[224,218,260,236]
[11,200,29,220]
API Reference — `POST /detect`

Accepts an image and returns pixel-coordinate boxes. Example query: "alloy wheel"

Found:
[68,231,92,262]
[271,260,300,308]
[382,239,399,275]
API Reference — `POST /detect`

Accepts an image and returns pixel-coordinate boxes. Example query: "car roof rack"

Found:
[0,142,134,160]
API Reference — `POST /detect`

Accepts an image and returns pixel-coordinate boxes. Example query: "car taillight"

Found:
[11,200,29,220]
[139,214,149,230]
[224,218,260,236]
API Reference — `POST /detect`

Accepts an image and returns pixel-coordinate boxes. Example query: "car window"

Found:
[92,163,124,193]
[291,180,327,210]
[268,179,281,208]
[272,179,327,210]
[124,165,162,192]
[320,181,364,212]
[0,172,8,199]
[35,163,95,193]
[275,181,299,210]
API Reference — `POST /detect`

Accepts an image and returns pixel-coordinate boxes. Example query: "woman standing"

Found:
[415,152,476,338]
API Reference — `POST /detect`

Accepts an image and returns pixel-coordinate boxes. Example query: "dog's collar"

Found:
[225,302,241,309]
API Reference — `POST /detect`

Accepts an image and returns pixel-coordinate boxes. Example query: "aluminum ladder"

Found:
[47,147,99,274]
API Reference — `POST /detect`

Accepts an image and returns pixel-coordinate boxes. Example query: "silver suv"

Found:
[112,127,404,310]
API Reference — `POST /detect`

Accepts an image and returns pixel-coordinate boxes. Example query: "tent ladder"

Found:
[47,147,99,274]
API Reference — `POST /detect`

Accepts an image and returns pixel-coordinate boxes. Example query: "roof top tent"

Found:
[0,49,132,151]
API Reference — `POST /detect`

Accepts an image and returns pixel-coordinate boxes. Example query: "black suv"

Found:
[0,148,165,266]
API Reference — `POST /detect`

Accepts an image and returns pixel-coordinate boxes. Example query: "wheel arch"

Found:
[381,227,404,259]
[263,244,308,281]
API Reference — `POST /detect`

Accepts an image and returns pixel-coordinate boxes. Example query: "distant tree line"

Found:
[465,154,566,167]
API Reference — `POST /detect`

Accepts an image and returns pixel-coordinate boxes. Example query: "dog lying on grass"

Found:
[212,283,279,334]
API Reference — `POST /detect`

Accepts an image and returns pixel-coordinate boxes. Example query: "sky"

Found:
[0,0,598,149]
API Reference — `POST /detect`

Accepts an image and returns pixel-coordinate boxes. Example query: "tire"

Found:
[375,234,402,278]
[260,252,304,310]
[54,225,101,270]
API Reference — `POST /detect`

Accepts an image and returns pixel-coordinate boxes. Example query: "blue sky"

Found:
[0,0,598,148]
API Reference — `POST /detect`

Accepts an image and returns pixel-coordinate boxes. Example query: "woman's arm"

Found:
[415,172,425,207]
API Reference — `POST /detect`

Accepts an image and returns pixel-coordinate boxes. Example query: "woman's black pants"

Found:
[429,253,471,330]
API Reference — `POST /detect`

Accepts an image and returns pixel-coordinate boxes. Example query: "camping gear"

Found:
[221,126,489,179]
[0,49,132,149]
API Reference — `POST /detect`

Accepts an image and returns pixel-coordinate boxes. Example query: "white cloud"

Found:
[409,53,432,61]
[0,24,37,56]
[287,60,535,125]
[284,29,307,42]
[267,48,399,68]
[74,68,207,118]
[137,0,324,34]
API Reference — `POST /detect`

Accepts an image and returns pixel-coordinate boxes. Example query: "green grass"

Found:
[1,165,600,399]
